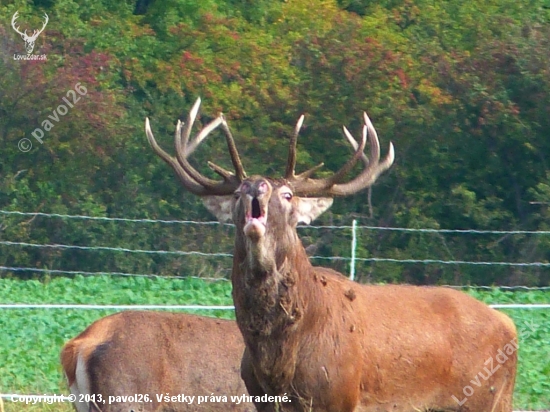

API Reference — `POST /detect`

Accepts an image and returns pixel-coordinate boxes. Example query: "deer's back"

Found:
[61,311,254,411]
[297,274,517,411]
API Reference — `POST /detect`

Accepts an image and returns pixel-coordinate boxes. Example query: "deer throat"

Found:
[235,255,302,333]
[234,261,302,397]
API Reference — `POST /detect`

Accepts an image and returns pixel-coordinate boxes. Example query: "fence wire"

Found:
[2,210,550,286]
[0,303,548,310]
[1,211,548,410]
[3,209,550,234]
[2,240,550,267]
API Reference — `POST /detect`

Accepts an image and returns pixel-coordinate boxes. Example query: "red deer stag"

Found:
[61,311,255,412]
[145,98,517,412]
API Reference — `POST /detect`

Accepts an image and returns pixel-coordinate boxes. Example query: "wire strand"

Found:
[2,242,549,267]
[0,266,230,281]
[0,304,235,310]
[3,210,550,234]
[0,303,548,310]
[2,266,550,290]
[0,240,233,257]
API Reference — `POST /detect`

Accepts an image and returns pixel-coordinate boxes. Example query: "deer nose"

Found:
[247,180,269,198]
[256,181,269,195]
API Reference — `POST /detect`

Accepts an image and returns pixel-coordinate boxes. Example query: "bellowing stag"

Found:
[145,99,517,412]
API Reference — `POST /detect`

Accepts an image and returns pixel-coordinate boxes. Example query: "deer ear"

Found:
[294,198,333,224]
[202,196,234,223]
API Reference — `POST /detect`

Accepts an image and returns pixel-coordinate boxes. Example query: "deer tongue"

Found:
[244,217,266,240]
[243,196,267,240]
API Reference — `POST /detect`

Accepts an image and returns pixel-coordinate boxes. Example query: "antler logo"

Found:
[11,11,49,55]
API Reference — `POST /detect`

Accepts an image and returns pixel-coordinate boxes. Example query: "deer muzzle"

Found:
[242,180,269,240]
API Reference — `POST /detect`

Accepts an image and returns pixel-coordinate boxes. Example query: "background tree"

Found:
[0,0,548,286]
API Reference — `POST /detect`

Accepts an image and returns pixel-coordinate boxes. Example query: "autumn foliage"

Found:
[1,0,549,286]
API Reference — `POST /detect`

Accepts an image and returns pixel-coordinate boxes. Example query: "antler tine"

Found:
[145,98,244,196]
[201,117,244,181]
[323,125,367,184]
[326,112,394,196]
[174,98,199,166]
[294,162,325,180]
[145,118,210,195]
[186,116,223,154]
[291,112,394,197]
[290,125,366,195]
[343,125,369,166]
[173,98,231,188]
[220,116,247,180]
[207,161,235,180]
[284,115,326,182]
[363,112,380,163]
[183,111,237,180]
[285,115,304,179]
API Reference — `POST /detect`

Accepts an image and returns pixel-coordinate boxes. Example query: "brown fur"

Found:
[216,178,517,412]
[145,104,517,412]
[60,311,254,412]
[61,316,117,387]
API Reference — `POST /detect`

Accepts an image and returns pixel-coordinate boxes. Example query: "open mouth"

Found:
[244,197,267,238]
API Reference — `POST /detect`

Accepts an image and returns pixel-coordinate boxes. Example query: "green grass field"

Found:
[0,275,548,411]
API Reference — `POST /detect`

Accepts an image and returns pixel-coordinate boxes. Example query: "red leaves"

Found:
[395,69,408,89]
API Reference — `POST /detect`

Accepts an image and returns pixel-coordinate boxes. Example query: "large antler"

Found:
[145,98,246,196]
[285,113,394,196]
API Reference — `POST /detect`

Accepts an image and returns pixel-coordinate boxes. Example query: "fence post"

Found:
[350,219,357,280]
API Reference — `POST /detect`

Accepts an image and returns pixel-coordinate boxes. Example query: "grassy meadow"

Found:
[0,275,548,411]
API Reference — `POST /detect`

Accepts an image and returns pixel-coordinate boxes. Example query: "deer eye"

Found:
[234,191,241,200]
[282,192,293,201]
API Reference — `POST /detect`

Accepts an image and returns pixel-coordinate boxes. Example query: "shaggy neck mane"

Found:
[231,229,326,391]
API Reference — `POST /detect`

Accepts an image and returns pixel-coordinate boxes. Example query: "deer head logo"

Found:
[11,11,49,55]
